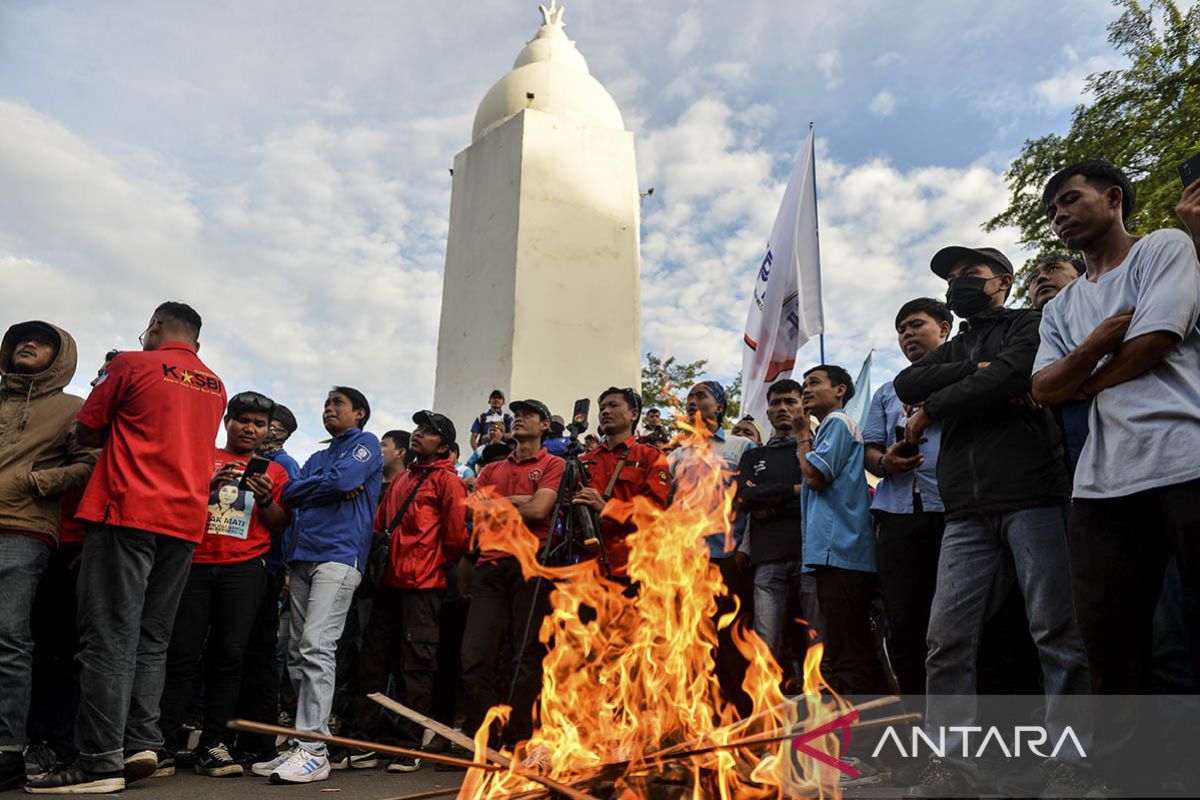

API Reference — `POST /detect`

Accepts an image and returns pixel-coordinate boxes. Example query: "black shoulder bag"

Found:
[364,471,430,593]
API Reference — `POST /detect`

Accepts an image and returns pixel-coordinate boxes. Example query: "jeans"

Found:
[235,567,286,755]
[28,544,83,762]
[873,511,944,697]
[814,566,890,696]
[752,559,818,662]
[0,534,52,750]
[460,558,550,746]
[925,506,1091,772]
[287,561,360,755]
[353,587,442,748]
[159,559,267,750]
[74,524,194,773]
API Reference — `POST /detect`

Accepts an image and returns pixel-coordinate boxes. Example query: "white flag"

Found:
[741,128,824,424]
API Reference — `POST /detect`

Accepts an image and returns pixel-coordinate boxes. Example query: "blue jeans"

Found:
[0,534,51,750]
[752,559,819,659]
[74,525,194,773]
[925,506,1091,771]
[287,561,360,755]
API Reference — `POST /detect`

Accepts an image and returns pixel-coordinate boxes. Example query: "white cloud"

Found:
[815,50,840,83]
[868,89,896,118]
[668,11,703,59]
[1033,46,1121,109]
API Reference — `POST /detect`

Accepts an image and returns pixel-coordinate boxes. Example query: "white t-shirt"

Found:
[1033,228,1200,498]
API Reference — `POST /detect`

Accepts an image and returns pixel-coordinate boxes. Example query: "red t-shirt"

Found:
[583,436,671,577]
[59,489,85,546]
[193,448,289,565]
[475,448,564,565]
[75,342,226,543]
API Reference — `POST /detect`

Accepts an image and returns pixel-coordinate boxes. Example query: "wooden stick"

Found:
[381,789,463,800]
[368,692,510,767]
[225,719,496,772]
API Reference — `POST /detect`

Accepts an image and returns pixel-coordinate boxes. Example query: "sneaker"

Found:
[122,750,157,785]
[905,758,971,798]
[387,756,421,773]
[269,749,330,784]
[24,764,124,794]
[174,748,197,768]
[434,744,470,773]
[328,748,377,770]
[1,752,26,791]
[251,748,294,778]
[194,743,243,778]
[152,752,175,779]
[23,745,58,782]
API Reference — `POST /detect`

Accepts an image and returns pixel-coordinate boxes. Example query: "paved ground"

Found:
[119,765,465,800]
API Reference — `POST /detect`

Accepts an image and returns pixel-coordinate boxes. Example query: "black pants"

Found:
[160,560,267,751]
[460,558,551,746]
[713,557,753,717]
[874,510,943,697]
[432,564,469,728]
[815,566,889,697]
[234,566,285,755]
[28,544,83,762]
[1069,478,1200,779]
[352,587,441,748]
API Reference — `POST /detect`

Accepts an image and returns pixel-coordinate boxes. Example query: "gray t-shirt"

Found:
[1034,228,1200,499]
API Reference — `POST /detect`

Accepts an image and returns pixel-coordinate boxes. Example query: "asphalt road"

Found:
[120,765,465,800]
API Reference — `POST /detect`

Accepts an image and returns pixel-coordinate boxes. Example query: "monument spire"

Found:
[538,0,565,28]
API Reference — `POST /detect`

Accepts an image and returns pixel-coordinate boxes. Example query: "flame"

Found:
[461,420,849,799]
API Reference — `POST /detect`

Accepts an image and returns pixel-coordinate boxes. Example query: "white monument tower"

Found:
[433,1,642,435]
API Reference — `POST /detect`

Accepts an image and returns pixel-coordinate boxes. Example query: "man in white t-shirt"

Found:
[1033,159,1200,784]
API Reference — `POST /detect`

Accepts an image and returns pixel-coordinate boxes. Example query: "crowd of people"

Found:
[0,159,1198,797]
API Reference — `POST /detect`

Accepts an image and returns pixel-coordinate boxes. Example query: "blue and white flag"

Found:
[843,350,873,430]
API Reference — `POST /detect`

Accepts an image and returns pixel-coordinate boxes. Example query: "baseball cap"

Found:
[510,399,551,419]
[413,410,457,446]
[272,404,298,434]
[930,246,1015,279]
[8,321,61,349]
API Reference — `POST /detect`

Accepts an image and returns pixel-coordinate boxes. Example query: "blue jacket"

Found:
[282,428,383,571]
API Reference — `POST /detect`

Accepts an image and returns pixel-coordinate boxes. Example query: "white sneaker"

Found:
[251,748,294,778]
[269,749,330,784]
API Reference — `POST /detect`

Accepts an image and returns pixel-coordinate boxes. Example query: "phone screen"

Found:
[1180,152,1200,188]
[238,457,270,489]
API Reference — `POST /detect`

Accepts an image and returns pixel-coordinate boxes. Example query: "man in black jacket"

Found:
[893,245,1090,796]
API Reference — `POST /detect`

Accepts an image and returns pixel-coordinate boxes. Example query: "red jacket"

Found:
[374,458,468,590]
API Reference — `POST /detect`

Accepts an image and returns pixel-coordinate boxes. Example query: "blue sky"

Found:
[0,0,1121,457]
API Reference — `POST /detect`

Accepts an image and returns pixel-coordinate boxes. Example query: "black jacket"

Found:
[735,437,803,565]
[892,307,1068,519]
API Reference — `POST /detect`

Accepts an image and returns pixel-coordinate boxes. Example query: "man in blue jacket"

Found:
[253,387,382,785]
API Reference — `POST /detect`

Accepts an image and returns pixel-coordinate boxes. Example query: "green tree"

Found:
[641,352,707,412]
[724,372,743,426]
[985,0,1200,303]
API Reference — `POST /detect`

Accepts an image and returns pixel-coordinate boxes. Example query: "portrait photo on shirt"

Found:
[207,481,254,540]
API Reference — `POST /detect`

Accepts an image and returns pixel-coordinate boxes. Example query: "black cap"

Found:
[510,398,551,419]
[8,321,61,349]
[413,410,456,446]
[273,404,298,434]
[479,441,515,465]
[930,246,1014,279]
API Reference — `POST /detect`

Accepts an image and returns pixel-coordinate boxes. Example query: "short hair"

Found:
[767,378,803,399]
[448,441,461,457]
[895,298,953,330]
[598,386,643,426]
[382,429,410,451]
[645,407,661,416]
[1042,159,1136,222]
[489,389,505,400]
[154,301,202,338]
[802,364,856,404]
[1032,252,1086,276]
[330,386,371,428]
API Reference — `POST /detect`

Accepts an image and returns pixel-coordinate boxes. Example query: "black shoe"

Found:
[121,751,156,785]
[433,744,470,773]
[24,764,125,794]
[152,751,175,779]
[386,756,421,773]
[905,758,971,798]
[328,748,377,771]
[0,752,26,791]
[22,745,59,783]
[194,744,243,778]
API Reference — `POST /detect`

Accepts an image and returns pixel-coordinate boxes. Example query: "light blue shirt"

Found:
[667,428,756,559]
[862,381,945,514]
[801,411,875,572]
[1034,229,1200,499]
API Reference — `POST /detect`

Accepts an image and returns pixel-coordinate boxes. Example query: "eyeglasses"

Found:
[230,391,275,414]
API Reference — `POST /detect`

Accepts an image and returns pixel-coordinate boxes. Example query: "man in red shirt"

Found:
[460,398,564,747]
[351,411,467,772]
[575,387,670,580]
[157,391,288,778]
[29,303,226,795]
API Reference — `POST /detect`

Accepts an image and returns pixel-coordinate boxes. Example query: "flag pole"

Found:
[811,121,825,365]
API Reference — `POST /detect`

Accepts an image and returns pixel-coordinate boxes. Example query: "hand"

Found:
[1177,177,1200,240]
[880,439,923,474]
[344,485,365,500]
[905,408,932,445]
[1081,309,1135,355]
[977,361,991,369]
[244,473,275,503]
[572,486,606,513]
[210,463,242,492]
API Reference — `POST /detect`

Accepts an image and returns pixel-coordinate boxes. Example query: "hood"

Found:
[412,456,459,475]
[0,321,78,399]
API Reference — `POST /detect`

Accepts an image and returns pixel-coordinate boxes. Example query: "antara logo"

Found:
[871,726,1087,760]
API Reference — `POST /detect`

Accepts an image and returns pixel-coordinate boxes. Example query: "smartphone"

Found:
[895,426,919,458]
[238,456,271,490]
[571,398,590,427]
[1180,152,1200,188]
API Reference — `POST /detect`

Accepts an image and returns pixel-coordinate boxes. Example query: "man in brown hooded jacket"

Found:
[0,320,96,789]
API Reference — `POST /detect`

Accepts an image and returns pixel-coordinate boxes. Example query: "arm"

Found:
[1031,314,1130,404]
[282,438,382,508]
[1178,177,1200,256]
[797,415,854,492]
[246,468,289,534]
[511,456,562,526]
[1079,331,1179,396]
[29,426,99,497]
[921,312,1041,418]
[892,342,977,404]
[440,476,470,563]
[74,422,108,449]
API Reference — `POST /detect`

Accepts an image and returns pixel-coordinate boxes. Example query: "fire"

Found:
[461,422,850,799]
